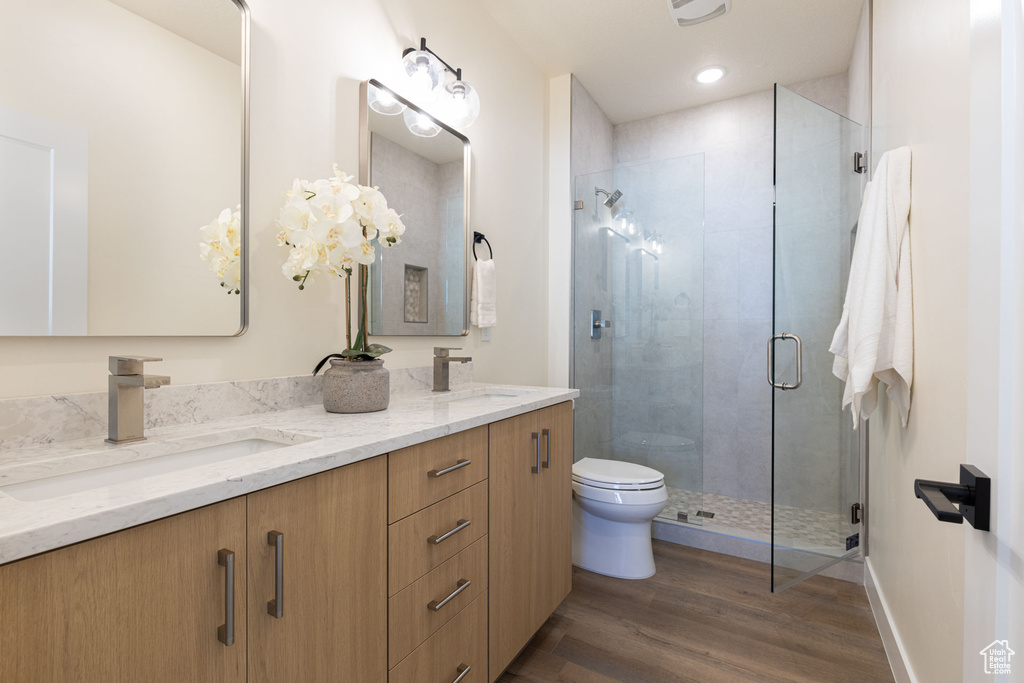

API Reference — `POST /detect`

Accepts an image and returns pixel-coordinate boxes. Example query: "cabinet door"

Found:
[0,497,248,683]
[488,409,542,680]
[535,401,573,620]
[247,456,387,683]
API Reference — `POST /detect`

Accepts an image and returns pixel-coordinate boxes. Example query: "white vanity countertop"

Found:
[0,384,578,565]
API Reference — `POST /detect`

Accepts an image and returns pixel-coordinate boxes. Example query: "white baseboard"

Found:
[864,557,916,683]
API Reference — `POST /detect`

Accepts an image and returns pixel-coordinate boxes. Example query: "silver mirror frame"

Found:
[0,0,252,338]
[233,0,251,337]
[358,79,472,338]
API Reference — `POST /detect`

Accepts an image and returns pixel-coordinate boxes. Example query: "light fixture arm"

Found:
[403,37,463,81]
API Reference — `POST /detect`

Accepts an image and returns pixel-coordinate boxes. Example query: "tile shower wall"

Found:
[612,74,850,507]
[571,77,614,462]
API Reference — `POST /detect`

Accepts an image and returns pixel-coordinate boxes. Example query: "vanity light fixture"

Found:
[402,107,441,138]
[612,207,637,235]
[694,66,726,84]
[401,38,480,130]
[367,82,406,115]
[644,230,665,255]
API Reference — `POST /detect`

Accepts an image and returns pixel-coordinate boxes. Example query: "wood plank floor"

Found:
[499,541,893,683]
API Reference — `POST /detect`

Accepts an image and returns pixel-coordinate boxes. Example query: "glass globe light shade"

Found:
[403,107,441,138]
[438,80,480,129]
[656,243,664,255]
[402,50,443,99]
[367,83,405,115]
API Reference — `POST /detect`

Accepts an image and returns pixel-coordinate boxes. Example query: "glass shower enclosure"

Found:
[571,85,865,592]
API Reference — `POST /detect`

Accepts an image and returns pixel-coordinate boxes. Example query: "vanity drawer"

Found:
[388,426,488,523]
[389,481,488,594]
[389,591,488,683]
[389,536,488,668]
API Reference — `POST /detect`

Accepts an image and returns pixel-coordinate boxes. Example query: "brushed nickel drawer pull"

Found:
[427,578,472,611]
[531,432,540,474]
[452,664,471,683]
[542,428,551,469]
[428,459,472,478]
[428,519,471,545]
[217,548,235,646]
[267,530,284,619]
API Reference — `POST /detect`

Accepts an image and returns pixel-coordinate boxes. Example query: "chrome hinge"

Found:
[854,152,867,174]
[851,502,863,525]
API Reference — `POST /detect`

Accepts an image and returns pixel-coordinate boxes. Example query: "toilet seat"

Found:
[572,457,665,491]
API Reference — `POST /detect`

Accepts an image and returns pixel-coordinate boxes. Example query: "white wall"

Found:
[0,0,548,399]
[867,0,971,680]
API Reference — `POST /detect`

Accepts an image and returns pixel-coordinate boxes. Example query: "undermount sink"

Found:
[0,432,313,503]
[430,387,536,405]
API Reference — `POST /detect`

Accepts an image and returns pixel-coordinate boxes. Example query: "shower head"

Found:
[595,187,623,208]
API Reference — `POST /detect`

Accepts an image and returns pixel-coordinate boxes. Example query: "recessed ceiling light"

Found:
[694,66,726,84]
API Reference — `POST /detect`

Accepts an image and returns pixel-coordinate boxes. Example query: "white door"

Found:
[963,2,1024,681]
[0,105,88,335]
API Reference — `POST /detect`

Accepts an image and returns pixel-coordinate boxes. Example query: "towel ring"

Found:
[473,231,492,261]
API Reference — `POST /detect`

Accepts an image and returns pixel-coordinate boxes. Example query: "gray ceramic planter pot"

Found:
[322,358,390,413]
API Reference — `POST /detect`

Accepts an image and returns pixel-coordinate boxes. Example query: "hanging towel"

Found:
[829,146,914,428]
[471,258,497,329]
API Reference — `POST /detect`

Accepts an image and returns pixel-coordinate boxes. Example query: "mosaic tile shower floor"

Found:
[660,487,849,552]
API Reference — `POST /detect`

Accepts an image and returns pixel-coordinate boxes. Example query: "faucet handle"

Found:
[109,355,163,376]
[433,347,463,358]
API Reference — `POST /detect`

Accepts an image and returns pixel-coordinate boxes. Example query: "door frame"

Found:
[963,0,1023,680]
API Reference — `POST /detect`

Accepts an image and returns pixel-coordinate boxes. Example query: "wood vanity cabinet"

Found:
[0,496,249,683]
[488,401,573,681]
[0,401,574,683]
[246,456,387,682]
[0,457,387,683]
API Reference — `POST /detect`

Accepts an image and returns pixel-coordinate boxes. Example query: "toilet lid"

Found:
[572,457,665,490]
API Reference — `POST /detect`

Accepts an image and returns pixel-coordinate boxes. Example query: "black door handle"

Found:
[914,464,990,531]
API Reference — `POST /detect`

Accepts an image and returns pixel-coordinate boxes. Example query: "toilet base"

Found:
[572,500,657,580]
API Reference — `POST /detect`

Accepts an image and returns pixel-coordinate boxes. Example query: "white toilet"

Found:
[572,457,668,580]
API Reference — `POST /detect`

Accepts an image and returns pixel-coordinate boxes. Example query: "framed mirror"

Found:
[0,0,249,336]
[360,79,470,337]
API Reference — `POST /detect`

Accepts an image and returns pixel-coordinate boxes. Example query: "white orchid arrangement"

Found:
[277,165,406,361]
[198,206,242,294]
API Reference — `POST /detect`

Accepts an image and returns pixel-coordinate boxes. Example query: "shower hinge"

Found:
[854,152,868,174]
[851,502,863,525]
[573,200,584,210]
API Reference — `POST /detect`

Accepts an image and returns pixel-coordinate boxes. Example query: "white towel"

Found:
[829,146,914,428]
[471,258,497,329]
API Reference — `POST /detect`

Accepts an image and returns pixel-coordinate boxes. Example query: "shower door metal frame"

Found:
[770,83,868,593]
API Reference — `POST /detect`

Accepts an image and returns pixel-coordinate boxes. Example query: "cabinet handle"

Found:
[217,549,235,646]
[428,459,472,478]
[542,428,551,469]
[428,519,471,545]
[267,531,284,619]
[531,432,540,474]
[427,578,471,611]
[451,664,472,683]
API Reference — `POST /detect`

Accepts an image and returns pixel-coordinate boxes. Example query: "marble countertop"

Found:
[0,384,578,565]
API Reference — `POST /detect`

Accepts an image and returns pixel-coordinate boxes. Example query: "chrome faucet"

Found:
[106,355,170,444]
[433,347,472,392]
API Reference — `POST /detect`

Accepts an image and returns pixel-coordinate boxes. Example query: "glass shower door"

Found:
[571,155,705,525]
[771,85,864,591]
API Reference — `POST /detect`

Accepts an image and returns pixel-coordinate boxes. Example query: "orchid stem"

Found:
[345,276,352,350]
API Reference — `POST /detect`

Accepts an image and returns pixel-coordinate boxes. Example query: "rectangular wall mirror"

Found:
[360,79,470,337]
[0,0,249,336]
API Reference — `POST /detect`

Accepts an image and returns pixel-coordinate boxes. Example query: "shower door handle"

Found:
[590,310,611,339]
[766,333,802,390]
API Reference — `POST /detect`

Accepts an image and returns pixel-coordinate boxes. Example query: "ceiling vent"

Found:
[668,0,731,27]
